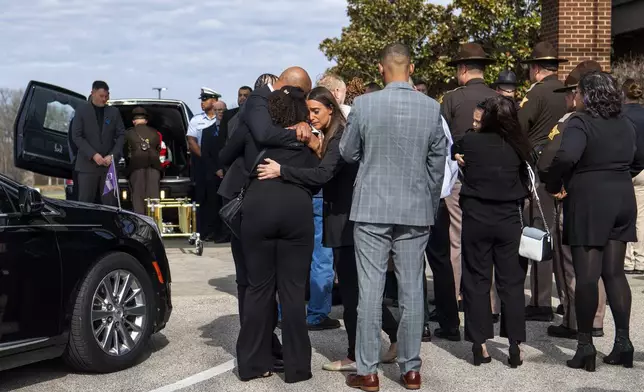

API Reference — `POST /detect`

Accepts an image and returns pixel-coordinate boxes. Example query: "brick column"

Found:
[540,0,612,78]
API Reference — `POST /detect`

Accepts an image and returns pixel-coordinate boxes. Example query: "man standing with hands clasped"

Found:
[341,43,445,391]
[72,80,125,205]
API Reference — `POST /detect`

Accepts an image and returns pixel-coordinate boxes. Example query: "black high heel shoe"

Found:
[472,344,492,366]
[508,342,523,368]
[603,328,634,368]
[566,332,597,372]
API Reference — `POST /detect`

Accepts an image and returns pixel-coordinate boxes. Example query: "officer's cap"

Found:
[553,60,603,93]
[199,87,221,100]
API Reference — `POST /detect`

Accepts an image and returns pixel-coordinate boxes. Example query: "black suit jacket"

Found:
[71,102,125,173]
[217,122,261,200]
[201,122,227,182]
[280,129,358,247]
[242,85,299,147]
[219,107,239,141]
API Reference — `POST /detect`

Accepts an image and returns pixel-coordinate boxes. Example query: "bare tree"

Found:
[0,88,35,184]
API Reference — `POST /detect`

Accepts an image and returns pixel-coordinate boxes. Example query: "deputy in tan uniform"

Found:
[519,41,569,322]
[124,107,162,215]
[538,60,606,338]
[440,43,498,318]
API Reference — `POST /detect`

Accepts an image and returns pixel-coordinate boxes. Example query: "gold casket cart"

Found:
[145,197,204,256]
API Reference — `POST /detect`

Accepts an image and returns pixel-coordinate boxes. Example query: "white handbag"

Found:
[518,163,553,262]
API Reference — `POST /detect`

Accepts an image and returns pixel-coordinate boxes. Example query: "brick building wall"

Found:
[540,0,612,78]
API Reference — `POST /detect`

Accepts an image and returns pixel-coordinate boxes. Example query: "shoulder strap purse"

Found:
[518,162,554,262]
[218,149,267,239]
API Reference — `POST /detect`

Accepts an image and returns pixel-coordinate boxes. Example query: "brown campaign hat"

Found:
[521,41,568,64]
[447,42,495,67]
[132,106,149,119]
[553,60,603,93]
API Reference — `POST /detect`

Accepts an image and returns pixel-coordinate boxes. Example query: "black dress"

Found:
[546,113,644,246]
[236,142,320,383]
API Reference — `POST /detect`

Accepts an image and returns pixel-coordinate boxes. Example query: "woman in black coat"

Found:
[256,86,399,372]
[547,72,644,372]
[452,95,531,368]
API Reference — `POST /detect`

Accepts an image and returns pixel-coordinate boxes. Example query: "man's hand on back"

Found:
[288,122,312,143]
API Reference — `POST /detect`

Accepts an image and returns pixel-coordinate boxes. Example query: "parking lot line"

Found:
[146,359,236,392]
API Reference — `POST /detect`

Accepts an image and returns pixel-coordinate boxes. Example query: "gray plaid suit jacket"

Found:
[339,82,446,227]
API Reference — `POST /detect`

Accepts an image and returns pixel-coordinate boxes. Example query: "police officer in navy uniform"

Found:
[435,43,498,342]
[188,87,220,241]
[518,41,569,322]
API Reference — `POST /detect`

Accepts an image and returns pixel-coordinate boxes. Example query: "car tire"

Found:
[63,251,156,373]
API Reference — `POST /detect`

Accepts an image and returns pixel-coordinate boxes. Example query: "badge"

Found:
[105,118,111,125]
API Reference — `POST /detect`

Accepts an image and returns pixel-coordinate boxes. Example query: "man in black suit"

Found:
[71,81,125,205]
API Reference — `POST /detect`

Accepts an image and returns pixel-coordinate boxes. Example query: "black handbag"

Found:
[218,150,266,239]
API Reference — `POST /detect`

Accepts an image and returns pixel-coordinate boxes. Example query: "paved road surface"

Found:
[1,239,643,392]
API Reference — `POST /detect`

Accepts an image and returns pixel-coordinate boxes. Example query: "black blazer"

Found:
[280,129,358,247]
[201,122,227,182]
[453,131,529,202]
[219,107,239,141]
[218,122,261,200]
[242,85,300,147]
[71,101,125,173]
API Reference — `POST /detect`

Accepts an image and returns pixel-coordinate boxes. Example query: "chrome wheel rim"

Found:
[91,269,146,356]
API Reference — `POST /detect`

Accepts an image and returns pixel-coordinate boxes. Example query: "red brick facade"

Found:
[540,0,612,77]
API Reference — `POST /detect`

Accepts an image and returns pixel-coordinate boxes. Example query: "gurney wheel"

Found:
[196,239,204,256]
[188,233,197,245]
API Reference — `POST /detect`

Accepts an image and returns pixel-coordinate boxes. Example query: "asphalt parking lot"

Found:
[1,239,643,392]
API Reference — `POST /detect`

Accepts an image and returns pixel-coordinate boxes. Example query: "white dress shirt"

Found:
[187,112,217,146]
[440,116,458,199]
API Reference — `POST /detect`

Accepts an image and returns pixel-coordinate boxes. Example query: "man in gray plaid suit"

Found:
[340,43,446,391]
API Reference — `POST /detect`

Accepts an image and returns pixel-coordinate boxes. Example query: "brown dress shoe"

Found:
[401,371,421,390]
[346,373,379,392]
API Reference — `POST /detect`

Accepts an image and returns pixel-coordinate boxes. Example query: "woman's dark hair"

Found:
[578,71,622,118]
[479,95,533,162]
[623,78,643,101]
[306,86,346,155]
[268,86,309,128]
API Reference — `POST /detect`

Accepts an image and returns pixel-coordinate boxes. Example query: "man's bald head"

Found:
[378,43,414,85]
[277,67,312,93]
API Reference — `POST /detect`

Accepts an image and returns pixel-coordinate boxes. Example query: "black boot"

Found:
[566,332,596,372]
[603,328,634,368]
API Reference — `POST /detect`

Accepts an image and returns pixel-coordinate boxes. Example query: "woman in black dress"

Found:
[236,86,320,383]
[256,86,399,372]
[453,95,531,368]
[547,71,644,371]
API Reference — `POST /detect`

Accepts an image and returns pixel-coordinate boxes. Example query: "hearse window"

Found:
[0,184,16,214]
[43,101,75,134]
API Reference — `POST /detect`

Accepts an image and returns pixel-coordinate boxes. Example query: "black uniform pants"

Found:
[423,199,459,329]
[236,183,313,383]
[196,178,224,240]
[461,196,528,344]
[225,197,282,360]
[334,246,398,362]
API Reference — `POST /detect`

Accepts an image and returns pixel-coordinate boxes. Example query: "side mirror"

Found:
[18,186,45,215]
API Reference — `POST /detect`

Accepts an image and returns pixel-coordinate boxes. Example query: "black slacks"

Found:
[237,182,313,383]
[423,199,459,329]
[197,178,224,239]
[334,246,398,362]
[77,171,117,206]
[226,196,282,360]
[461,196,528,344]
